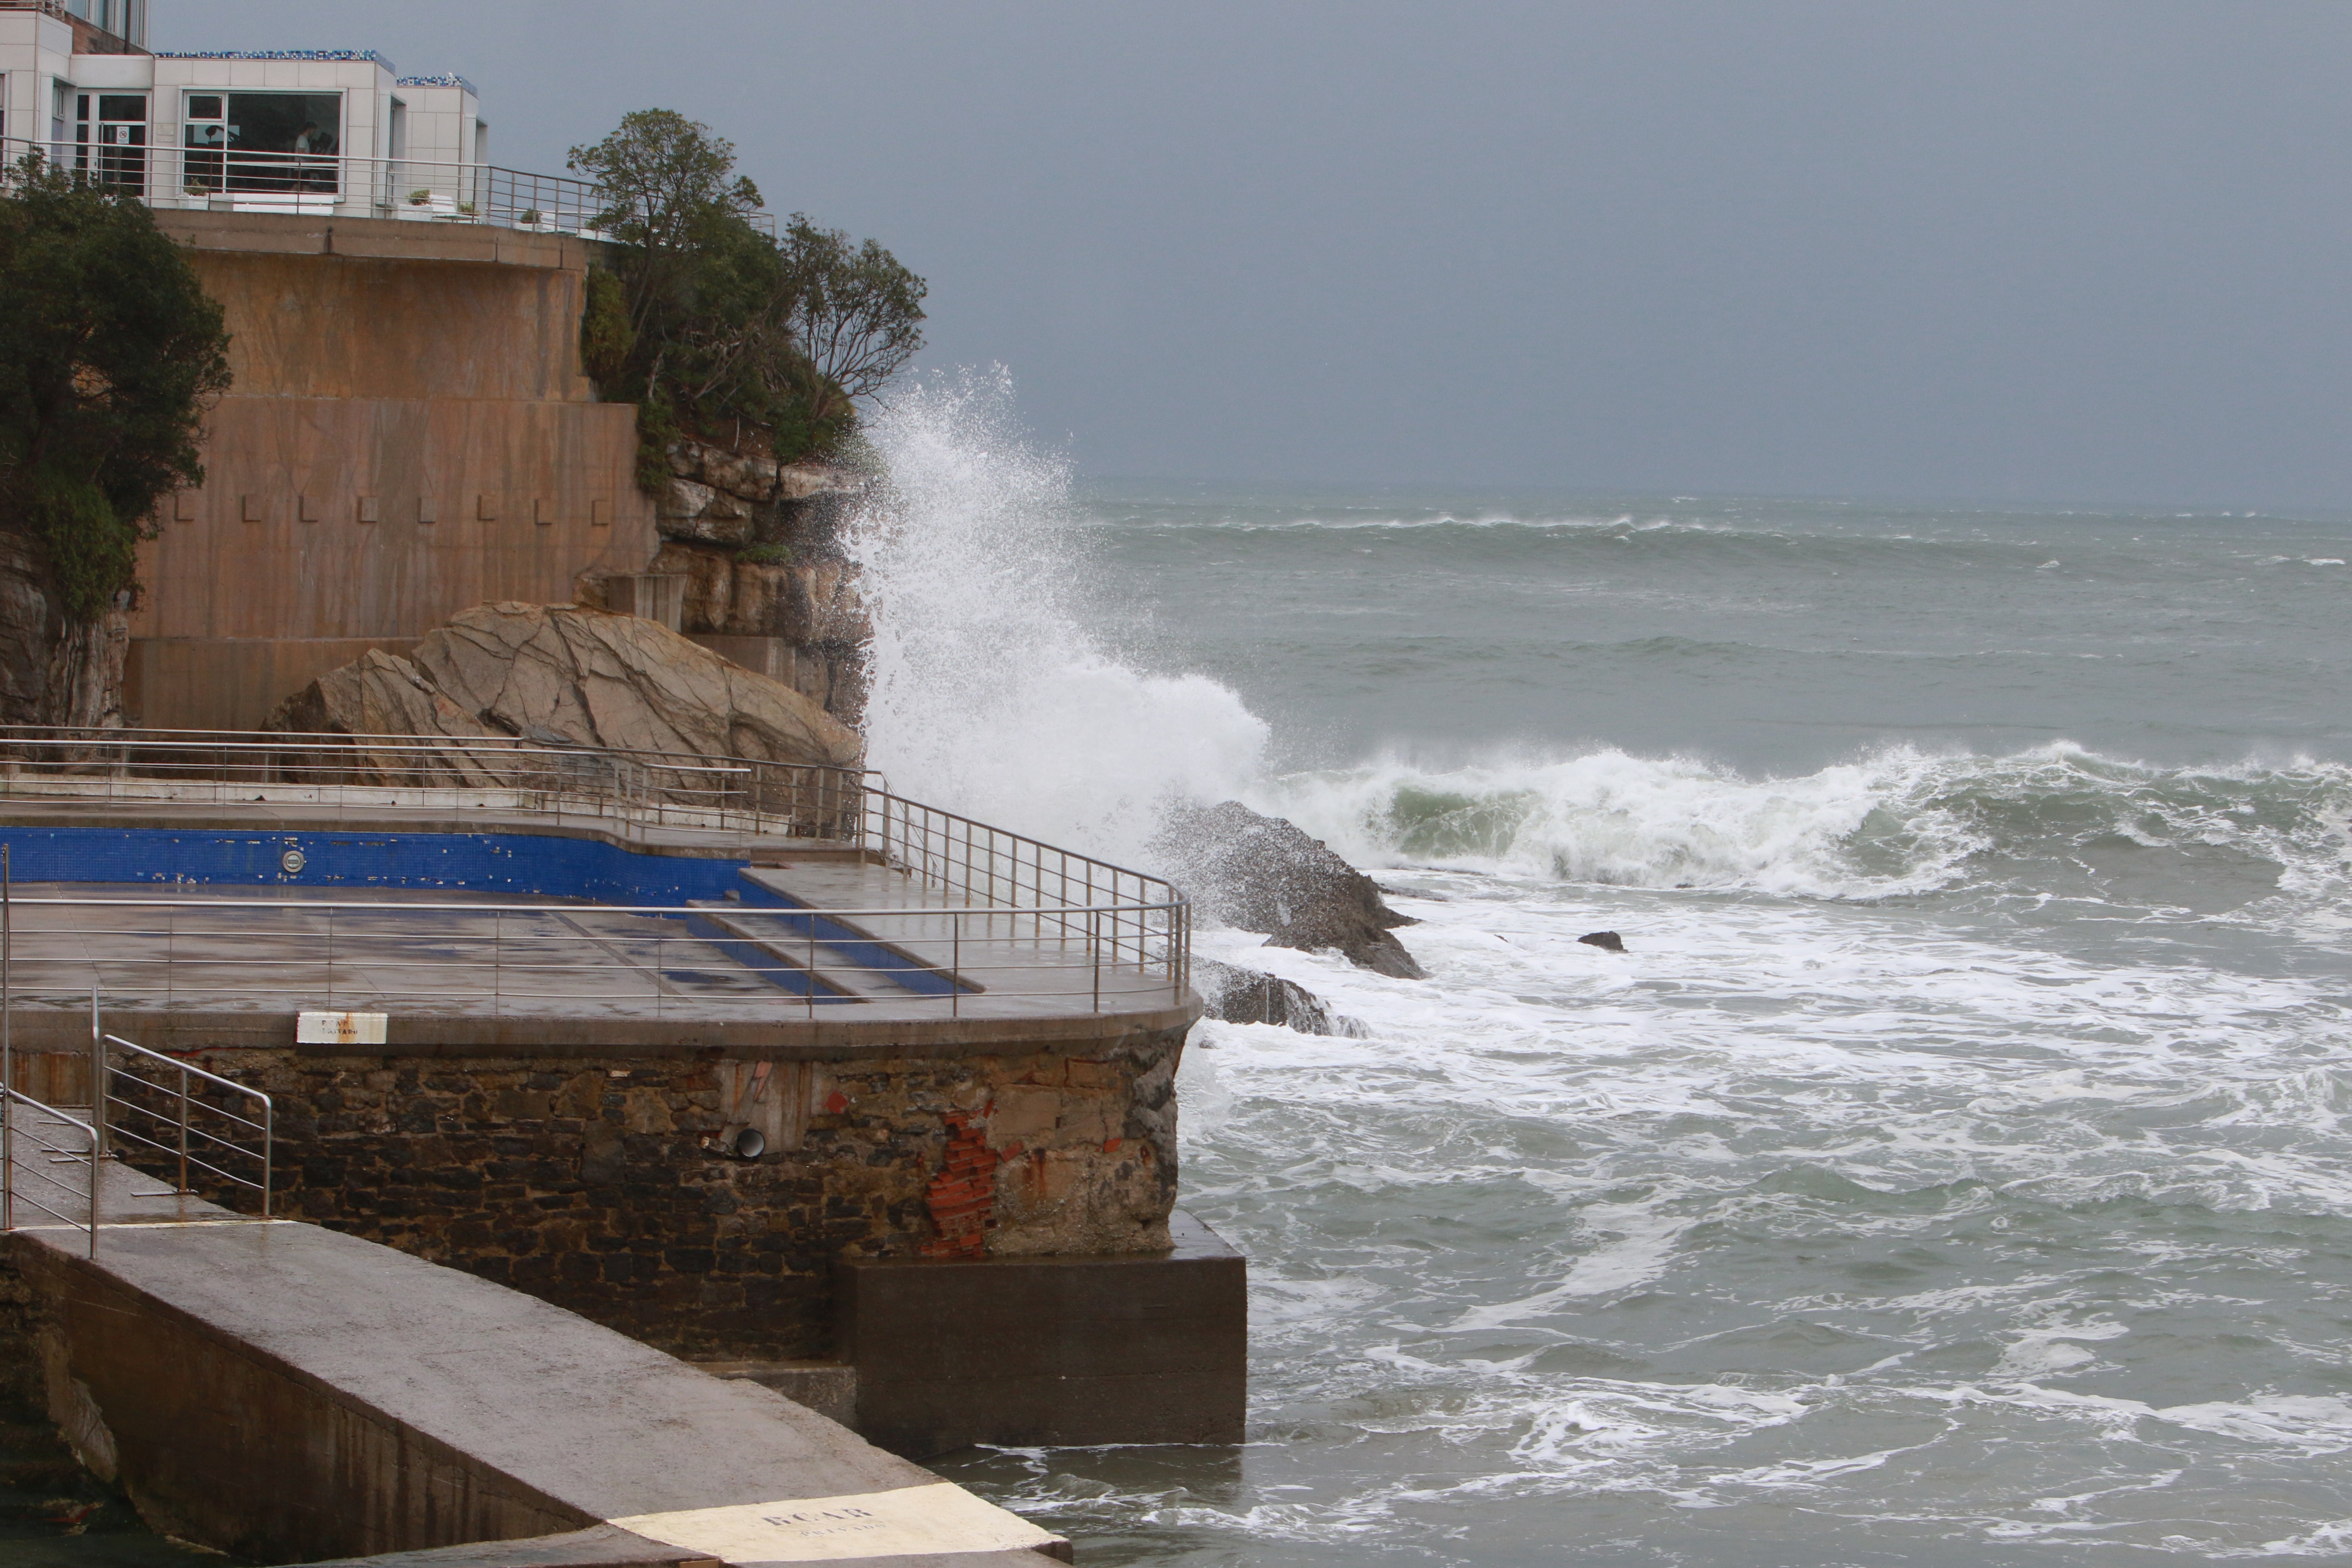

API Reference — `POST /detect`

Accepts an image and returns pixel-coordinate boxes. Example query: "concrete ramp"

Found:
[4,1144,1069,1567]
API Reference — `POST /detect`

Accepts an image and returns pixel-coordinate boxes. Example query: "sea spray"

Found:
[850,369,1268,862]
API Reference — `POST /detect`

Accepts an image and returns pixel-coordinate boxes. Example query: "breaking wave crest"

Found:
[1259,744,2352,907]
[846,375,2352,925]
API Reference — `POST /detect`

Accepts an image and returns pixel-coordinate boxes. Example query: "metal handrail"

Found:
[0,135,775,239]
[0,725,1180,922]
[101,1033,272,1216]
[0,726,871,842]
[0,891,1190,1020]
[0,1087,97,1257]
[0,726,1189,1004]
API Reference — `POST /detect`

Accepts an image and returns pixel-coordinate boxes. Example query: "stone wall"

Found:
[108,1026,1186,1363]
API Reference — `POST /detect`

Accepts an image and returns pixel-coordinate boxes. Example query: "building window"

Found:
[182,91,342,196]
[74,92,147,195]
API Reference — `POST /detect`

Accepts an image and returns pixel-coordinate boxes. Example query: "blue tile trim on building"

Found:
[394,74,479,94]
[155,49,394,67]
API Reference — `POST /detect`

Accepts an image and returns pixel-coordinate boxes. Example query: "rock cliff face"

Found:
[266,601,862,771]
[0,529,129,732]
[591,438,872,729]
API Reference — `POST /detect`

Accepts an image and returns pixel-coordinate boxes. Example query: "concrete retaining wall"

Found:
[125,213,660,732]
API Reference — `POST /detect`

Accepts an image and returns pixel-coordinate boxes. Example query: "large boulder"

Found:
[1194,958,1365,1035]
[266,602,863,771]
[1157,800,1424,979]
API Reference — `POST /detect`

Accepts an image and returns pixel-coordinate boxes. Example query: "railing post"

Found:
[175,1060,190,1195]
[88,985,105,1157]
[951,914,961,1020]
[1091,909,1102,1014]
[3,840,11,1234]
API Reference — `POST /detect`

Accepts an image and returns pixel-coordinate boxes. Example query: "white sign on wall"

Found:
[295,1011,389,1045]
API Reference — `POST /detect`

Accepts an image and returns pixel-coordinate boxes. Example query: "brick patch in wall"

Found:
[921,1110,999,1259]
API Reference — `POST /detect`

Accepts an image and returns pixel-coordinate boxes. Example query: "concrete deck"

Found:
[4,1103,1069,1565]
[0,797,1189,1039]
[0,873,1183,1033]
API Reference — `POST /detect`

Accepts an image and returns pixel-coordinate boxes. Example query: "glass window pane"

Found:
[186,95,222,120]
[222,92,343,195]
[225,92,340,155]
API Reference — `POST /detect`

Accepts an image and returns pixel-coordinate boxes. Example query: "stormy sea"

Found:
[855,374,2352,1566]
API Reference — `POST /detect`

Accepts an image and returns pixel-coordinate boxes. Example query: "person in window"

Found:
[294,121,333,190]
[185,121,225,193]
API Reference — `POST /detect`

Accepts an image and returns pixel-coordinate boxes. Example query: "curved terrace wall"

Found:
[0,807,1199,1365]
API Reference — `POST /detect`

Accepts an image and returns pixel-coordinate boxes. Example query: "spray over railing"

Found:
[0,135,774,239]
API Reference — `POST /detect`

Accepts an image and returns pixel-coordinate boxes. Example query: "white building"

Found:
[0,0,573,228]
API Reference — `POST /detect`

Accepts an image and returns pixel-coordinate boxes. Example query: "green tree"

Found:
[568,109,763,343]
[0,158,231,728]
[569,110,921,481]
[779,214,927,410]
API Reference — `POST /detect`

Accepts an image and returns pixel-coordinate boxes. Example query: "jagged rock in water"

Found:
[1157,799,1425,979]
[1194,959,1366,1036]
[1579,930,1627,953]
[266,603,863,777]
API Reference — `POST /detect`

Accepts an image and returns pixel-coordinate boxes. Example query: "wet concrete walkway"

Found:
[4,1106,1069,1565]
[0,874,1184,1027]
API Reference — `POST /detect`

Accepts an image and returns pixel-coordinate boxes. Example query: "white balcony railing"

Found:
[0,135,774,239]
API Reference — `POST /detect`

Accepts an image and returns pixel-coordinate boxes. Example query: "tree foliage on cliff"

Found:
[0,159,230,621]
[778,214,927,413]
[568,110,924,483]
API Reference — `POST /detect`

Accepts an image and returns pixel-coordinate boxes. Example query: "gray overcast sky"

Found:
[173,2,2352,506]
